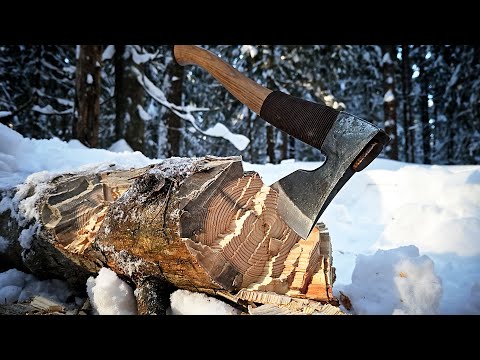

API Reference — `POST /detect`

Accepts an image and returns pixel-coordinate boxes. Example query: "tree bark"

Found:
[382,45,399,160]
[73,45,102,148]
[114,46,145,152]
[164,56,184,157]
[0,157,337,314]
[265,46,277,164]
[266,125,277,164]
[280,131,288,161]
[401,45,414,163]
[114,45,126,142]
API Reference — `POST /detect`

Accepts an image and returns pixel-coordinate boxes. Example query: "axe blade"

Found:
[272,113,389,239]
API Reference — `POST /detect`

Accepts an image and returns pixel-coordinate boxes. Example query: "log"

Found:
[0,156,338,314]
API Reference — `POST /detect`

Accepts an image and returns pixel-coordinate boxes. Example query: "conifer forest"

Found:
[1,45,478,165]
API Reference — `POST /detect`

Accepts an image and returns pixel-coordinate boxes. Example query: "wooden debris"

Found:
[248,302,346,315]
[249,304,307,315]
[30,296,65,313]
[339,291,353,311]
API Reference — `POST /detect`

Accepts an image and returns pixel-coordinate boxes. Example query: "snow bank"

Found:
[108,139,134,153]
[340,246,442,315]
[244,159,321,186]
[169,289,240,315]
[0,268,71,305]
[246,158,480,314]
[370,165,480,256]
[0,123,158,190]
[86,268,137,315]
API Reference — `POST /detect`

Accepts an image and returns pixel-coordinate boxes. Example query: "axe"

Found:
[174,45,390,239]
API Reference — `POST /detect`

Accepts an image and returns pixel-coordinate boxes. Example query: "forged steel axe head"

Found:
[174,45,391,239]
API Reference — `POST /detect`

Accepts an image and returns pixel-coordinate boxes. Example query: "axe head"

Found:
[271,112,390,240]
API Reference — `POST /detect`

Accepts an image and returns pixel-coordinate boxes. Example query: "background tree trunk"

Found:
[73,45,102,148]
[419,47,431,164]
[113,46,145,152]
[265,46,278,164]
[164,56,184,157]
[401,45,414,163]
[381,45,398,160]
[114,45,126,142]
[266,125,276,164]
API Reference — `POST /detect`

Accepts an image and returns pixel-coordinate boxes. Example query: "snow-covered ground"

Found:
[245,158,480,315]
[1,123,479,314]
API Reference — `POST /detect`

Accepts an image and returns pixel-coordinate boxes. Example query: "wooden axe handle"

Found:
[174,45,272,114]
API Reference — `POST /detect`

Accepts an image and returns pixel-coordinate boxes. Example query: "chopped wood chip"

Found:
[30,296,65,313]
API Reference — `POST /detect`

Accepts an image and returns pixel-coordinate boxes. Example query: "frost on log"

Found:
[0,156,337,314]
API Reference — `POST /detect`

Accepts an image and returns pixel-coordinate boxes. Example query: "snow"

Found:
[246,158,480,315]
[67,139,88,149]
[137,105,152,121]
[240,45,258,59]
[384,119,395,127]
[18,224,38,250]
[56,98,74,107]
[384,89,395,102]
[0,123,158,191]
[0,268,71,305]
[244,159,321,185]
[381,52,392,65]
[169,289,240,315]
[1,122,479,315]
[32,104,72,115]
[340,246,442,315]
[86,268,137,315]
[0,111,12,118]
[102,45,115,61]
[130,47,158,65]
[86,74,93,84]
[203,123,250,151]
[108,139,134,153]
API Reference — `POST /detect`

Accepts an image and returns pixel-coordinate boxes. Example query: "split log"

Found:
[0,156,337,314]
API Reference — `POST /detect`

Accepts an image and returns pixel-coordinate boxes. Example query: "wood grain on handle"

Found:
[174,45,272,115]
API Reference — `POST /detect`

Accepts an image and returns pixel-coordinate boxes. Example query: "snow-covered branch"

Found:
[132,67,249,151]
[32,105,73,115]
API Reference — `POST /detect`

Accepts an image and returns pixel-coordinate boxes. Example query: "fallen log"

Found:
[0,156,337,314]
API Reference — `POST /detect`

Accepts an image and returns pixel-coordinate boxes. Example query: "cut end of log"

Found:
[179,158,336,302]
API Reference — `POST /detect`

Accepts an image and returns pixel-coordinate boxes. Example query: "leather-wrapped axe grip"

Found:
[260,91,339,150]
[173,45,339,150]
